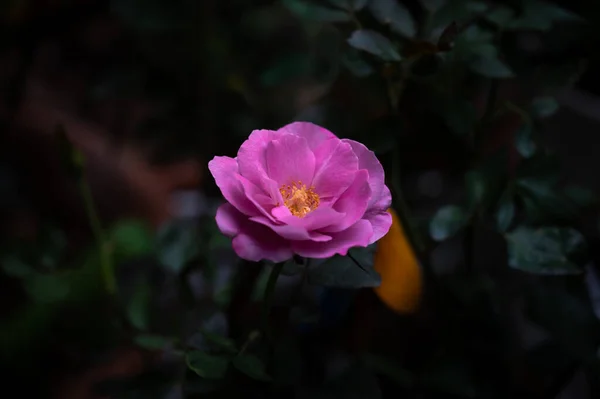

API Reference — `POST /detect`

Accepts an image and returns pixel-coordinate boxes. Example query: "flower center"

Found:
[279,181,320,218]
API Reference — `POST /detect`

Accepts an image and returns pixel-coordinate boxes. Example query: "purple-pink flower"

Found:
[208,122,392,262]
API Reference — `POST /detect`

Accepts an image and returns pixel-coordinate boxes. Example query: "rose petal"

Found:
[366,185,392,214]
[278,121,337,150]
[342,139,386,208]
[237,129,281,192]
[365,209,393,244]
[312,140,359,199]
[323,169,371,233]
[215,203,293,262]
[238,175,280,222]
[208,156,258,216]
[266,134,316,186]
[250,215,331,242]
[292,219,373,259]
[272,206,347,231]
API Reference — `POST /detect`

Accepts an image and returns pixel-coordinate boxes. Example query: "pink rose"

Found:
[208,122,392,262]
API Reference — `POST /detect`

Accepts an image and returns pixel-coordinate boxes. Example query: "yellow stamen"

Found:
[279,181,319,218]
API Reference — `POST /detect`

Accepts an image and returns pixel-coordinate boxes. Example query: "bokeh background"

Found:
[2,0,600,398]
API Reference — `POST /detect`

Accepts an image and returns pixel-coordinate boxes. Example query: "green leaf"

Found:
[342,48,374,77]
[347,30,402,61]
[517,176,579,222]
[515,124,537,158]
[485,5,515,28]
[127,278,152,330]
[564,185,596,208]
[465,170,486,211]
[283,0,352,22]
[327,0,368,11]
[429,205,468,241]
[440,97,478,137]
[2,256,34,279]
[110,220,154,261]
[508,0,582,31]
[186,351,230,380]
[430,0,488,30]
[260,53,312,87]
[532,96,559,118]
[469,56,514,78]
[200,331,237,354]
[363,353,415,386]
[134,334,172,350]
[156,220,200,274]
[24,274,70,304]
[232,354,272,381]
[496,191,515,233]
[308,247,380,288]
[506,226,586,275]
[368,0,417,38]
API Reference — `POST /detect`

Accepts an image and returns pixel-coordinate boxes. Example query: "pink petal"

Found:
[342,139,386,208]
[366,185,392,214]
[250,215,332,242]
[312,140,359,199]
[272,206,347,231]
[237,129,281,193]
[364,209,393,244]
[292,219,373,259]
[215,203,293,262]
[208,156,258,216]
[278,121,338,150]
[266,134,316,186]
[238,175,280,222]
[323,169,371,233]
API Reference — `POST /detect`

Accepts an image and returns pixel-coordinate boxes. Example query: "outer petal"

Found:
[208,156,258,216]
[266,134,316,185]
[250,215,332,242]
[215,203,293,262]
[323,169,371,233]
[238,175,279,222]
[311,140,359,199]
[342,139,385,208]
[292,219,373,259]
[366,184,392,214]
[278,121,337,151]
[237,129,281,193]
[365,209,393,244]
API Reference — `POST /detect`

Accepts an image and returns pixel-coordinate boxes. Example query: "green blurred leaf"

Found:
[515,124,537,158]
[368,0,417,38]
[508,0,582,31]
[2,256,34,279]
[430,0,488,30]
[283,0,352,22]
[24,274,70,304]
[565,185,596,208]
[308,247,380,288]
[110,220,154,261]
[363,353,415,386]
[517,176,579,222]
[127,278,151,330]
[347,30,402,61]
[496,190,515,233]
[327,0,368,11]
[260,53,312,87]
[342,48,374,77]
[465,170,486,211]
[200,330,237,354]
[232,354,272,381]
[506,226,586,275]
[156,220,199,274]
[485,5,515,27]
[439,97,478,137]
[429,205,468,241]
[186,351,230,379]
[469,56,514,78]
[532,96,559,118]
[134,334,172,350]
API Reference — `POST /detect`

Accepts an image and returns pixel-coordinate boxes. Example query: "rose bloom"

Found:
[208,122,392,262]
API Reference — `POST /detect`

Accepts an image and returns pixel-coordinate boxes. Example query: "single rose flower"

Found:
[208,122,392,262]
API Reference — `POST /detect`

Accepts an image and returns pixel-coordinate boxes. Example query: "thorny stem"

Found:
[261,262,284,338]
[78,159,116,295]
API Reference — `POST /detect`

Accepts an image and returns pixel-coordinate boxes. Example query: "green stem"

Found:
[79,167,116,295]
[261,262,284,336]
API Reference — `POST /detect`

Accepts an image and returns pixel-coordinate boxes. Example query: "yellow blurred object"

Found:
[373,208,423,314]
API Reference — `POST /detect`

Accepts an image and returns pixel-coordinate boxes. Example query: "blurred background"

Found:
[1,0,600,398]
